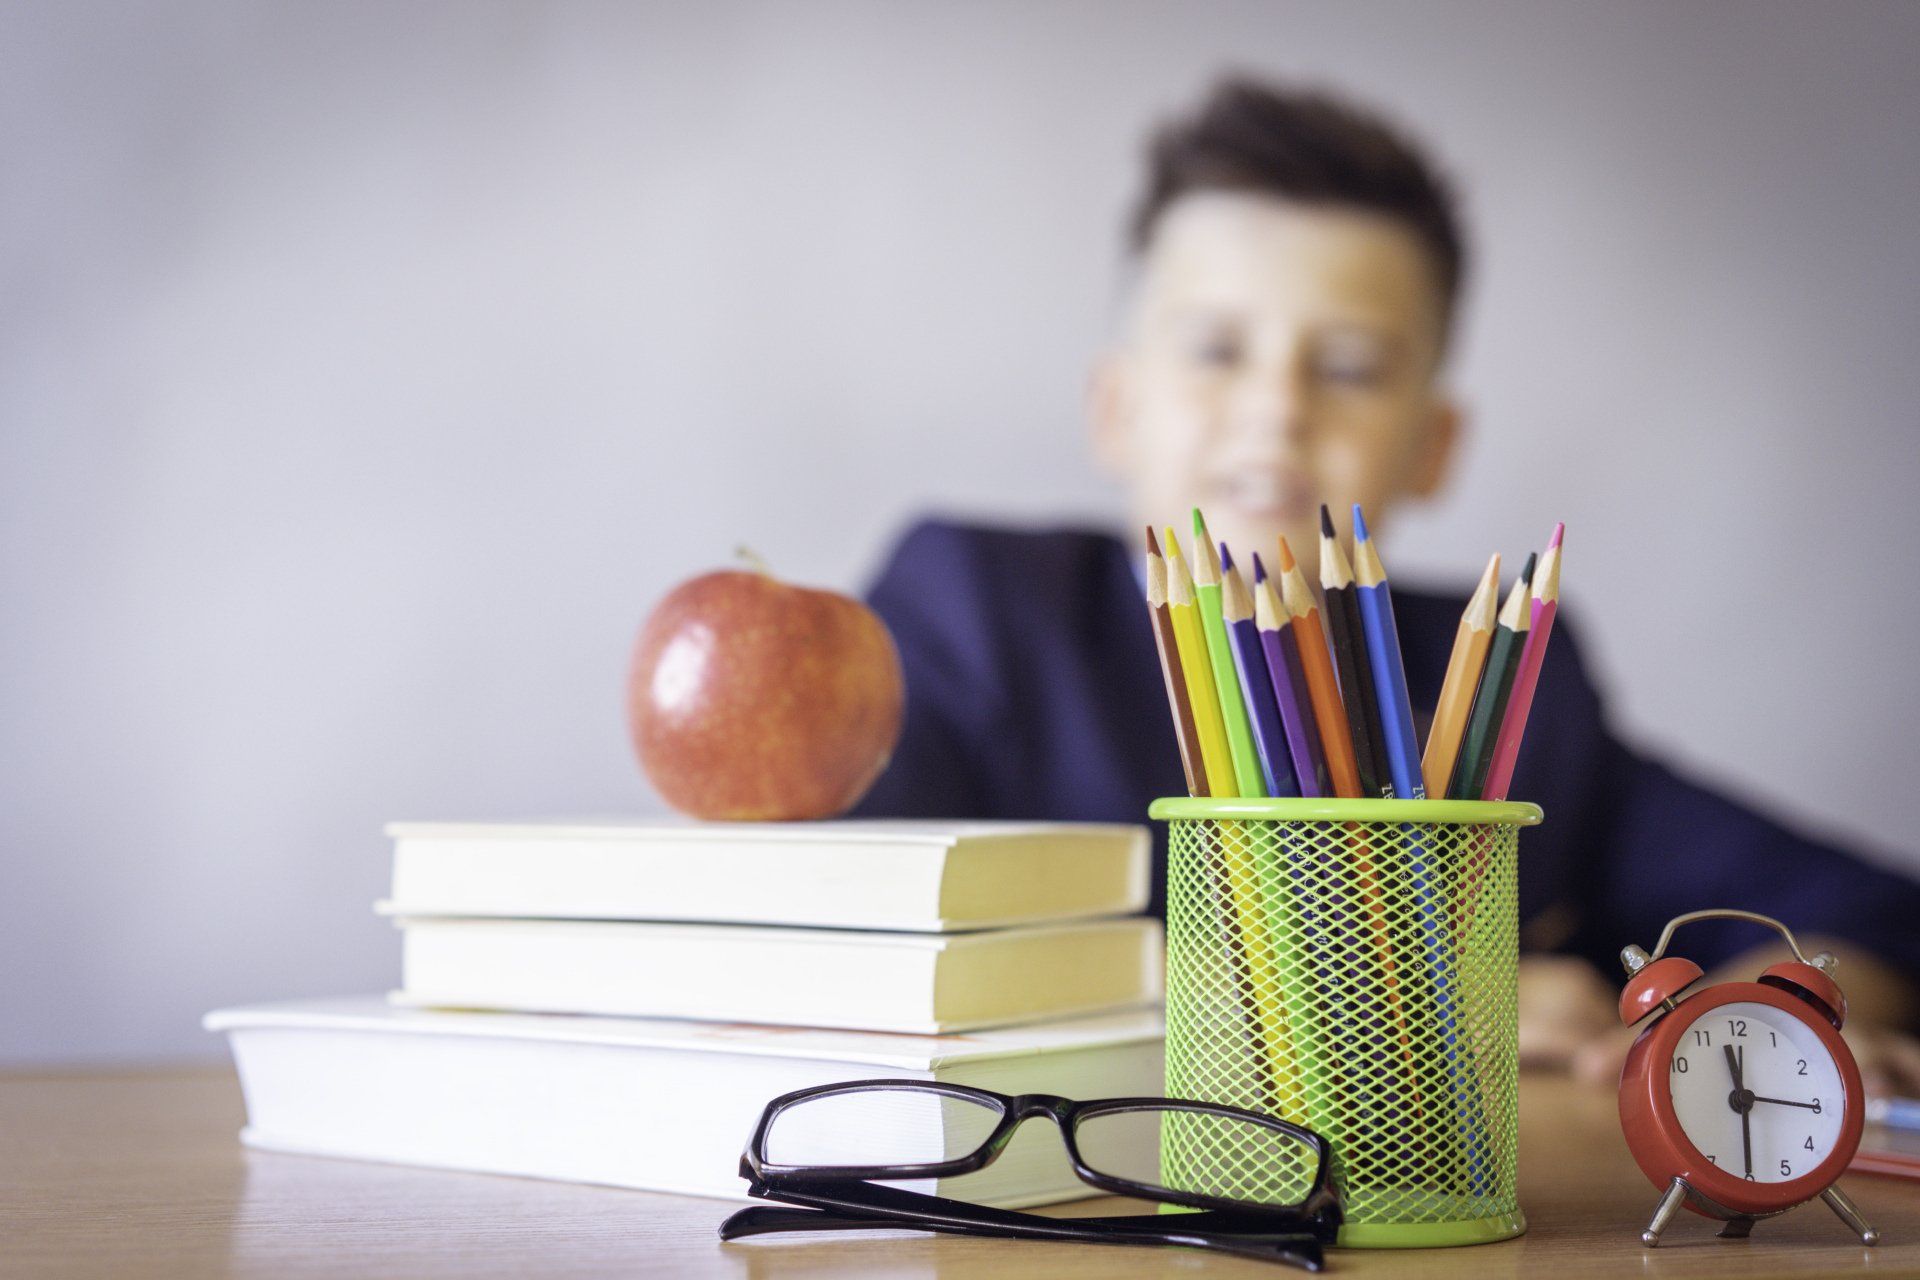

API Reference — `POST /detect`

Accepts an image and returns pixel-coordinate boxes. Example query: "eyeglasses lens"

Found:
[763,1087,1003,1170]
[1075,1106,1319,1207]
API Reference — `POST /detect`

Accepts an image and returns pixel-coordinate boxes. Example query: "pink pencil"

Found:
[1481,523,1564,801]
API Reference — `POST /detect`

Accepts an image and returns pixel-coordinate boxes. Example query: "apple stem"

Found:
[735,545,774,577]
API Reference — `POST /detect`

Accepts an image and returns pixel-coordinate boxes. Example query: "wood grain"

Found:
[0,1067,1912,1278]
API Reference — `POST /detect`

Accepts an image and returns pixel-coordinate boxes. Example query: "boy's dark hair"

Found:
[1131,77,1467,327]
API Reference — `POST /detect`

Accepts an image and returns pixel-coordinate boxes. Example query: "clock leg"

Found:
[1641,1178,1690,1248]
[1820,1185,1880,1247]
[1716,1215,1755,1239]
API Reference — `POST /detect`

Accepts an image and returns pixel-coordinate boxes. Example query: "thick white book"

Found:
[205,997,1165,1206]
[382,819,1150,932]
[392,915,1164,1034]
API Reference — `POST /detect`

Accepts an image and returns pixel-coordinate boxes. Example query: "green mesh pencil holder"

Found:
[1148,796,1543,1249]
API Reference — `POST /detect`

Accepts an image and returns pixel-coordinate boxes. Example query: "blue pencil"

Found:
[1349,506,1425,800]
[1351,504,1491,1194]
[1218,546,1299,798]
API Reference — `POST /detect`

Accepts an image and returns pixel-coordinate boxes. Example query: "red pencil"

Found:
[1481,524,1563,801]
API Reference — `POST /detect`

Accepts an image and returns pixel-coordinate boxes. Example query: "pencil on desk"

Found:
[1350,506,1425,800]
[1251,555,1325,798]
[1319,505,1391,797]
[1163,529,1237,798]
[1422,553,1501,799]
[1220,546,1299,798]
[1480,525,1562,802]
[1448,553,1535,800]
[1191,510,1267,799]
[1276,535,1362,800]
[1144,527,1208,798]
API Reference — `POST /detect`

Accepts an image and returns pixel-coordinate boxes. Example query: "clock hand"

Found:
[1730,1043,1752,1178]
[1750,1096,1821,1110]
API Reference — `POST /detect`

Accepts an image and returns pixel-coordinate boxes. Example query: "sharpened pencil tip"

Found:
[1192,508,1211,542]
[1251,551,1267,583]
[1219,542,1235,572]
[1145,525,1160,556]
[1319,504,1335,539]
[1548,521,1565,550]
[1276,535,1297,573]
[1520,551,1538,584]
[1351,504,1370,542]
[1163,526,1184,562]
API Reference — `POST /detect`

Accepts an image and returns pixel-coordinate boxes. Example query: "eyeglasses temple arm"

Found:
[727,1181,1329,1268]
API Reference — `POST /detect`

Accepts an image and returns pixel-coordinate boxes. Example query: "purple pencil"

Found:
[1253,553,1326,798]
[1219,546,1299,798]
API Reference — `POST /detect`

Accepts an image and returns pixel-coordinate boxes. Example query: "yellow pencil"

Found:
[1168,525,1298,1109]
[1190,510,1268,798]
[1163,529,1237,799]
[1421,553,1502,798]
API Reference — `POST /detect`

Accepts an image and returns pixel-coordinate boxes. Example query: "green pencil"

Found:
[1191,510,1267,798]
[1448,553,1535,800]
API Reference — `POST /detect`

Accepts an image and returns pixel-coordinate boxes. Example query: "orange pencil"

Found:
[1421,553,1501,798]
[1143,527,1208,797]
[1275,536,1363,799]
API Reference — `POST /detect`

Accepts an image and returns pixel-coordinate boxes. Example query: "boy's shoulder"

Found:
[873,516,1129,585]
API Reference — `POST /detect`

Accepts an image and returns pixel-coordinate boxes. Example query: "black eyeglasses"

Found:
[717,1079,1342,1269]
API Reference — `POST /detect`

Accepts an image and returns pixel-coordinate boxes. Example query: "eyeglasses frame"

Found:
[739,1077,1341,1223]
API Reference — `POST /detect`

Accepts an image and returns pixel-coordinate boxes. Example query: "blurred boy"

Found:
[854,79,1920,1091]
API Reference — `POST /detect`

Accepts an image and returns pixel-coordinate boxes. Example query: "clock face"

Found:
[1665,1000,1846,1183]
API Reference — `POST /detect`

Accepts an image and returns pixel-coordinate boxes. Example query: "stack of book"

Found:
[206,820,1165,1205]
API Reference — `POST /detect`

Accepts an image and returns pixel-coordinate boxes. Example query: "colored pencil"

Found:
[1191,510,1267,799]
[1447,553,1535,800]
[1319,505,1391,796]
[1220,547,1299,798]
[1421,553,1502,799]
[1276,536,1363,799]
[1252,555,1325,798]
[1144,527,1208,797]
[1350,505,1424,800]
[1171,528,1298,1108]
[1481,524,1563,801]
[1163,529,1237,799]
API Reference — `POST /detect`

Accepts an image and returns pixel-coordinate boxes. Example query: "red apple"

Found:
[628,564,905,821]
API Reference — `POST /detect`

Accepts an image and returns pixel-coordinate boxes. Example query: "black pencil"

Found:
[1319,504,1390,797]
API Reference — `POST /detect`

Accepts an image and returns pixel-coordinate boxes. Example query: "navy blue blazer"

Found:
[853,519,1920,980]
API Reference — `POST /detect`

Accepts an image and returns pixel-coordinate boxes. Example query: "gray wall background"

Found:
[6,1,1918,1063]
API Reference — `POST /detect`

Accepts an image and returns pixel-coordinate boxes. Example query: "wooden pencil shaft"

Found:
[1273,624,1327,797]
[1195,578,1268,799]
[1150,599,1207,797]
[1482,598,1558,801]
[1449,559,1535,800]
[1449,624,1525,799]
[1165,533,1238,799]
[1328,583,1390,797]
[1226,614,1298,797]
[1421,555,1500,798]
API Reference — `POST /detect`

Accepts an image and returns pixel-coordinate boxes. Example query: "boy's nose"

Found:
[1229,364,1312,447]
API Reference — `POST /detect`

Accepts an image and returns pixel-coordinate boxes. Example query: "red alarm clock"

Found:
[1616,909,1878,1248]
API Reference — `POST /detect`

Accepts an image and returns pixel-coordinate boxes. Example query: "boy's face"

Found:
[1092,192,1459,573]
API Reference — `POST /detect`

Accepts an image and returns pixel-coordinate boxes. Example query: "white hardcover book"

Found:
[392,916,1164,1034]
[205,997,1165,1206]
[382,819,1150,932]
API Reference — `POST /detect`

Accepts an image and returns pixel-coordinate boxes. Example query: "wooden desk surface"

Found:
[2,1066,1913,1279]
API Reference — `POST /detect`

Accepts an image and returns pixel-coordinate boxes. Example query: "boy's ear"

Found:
[1408,395,1463,499]
[1086,353,1133,477]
